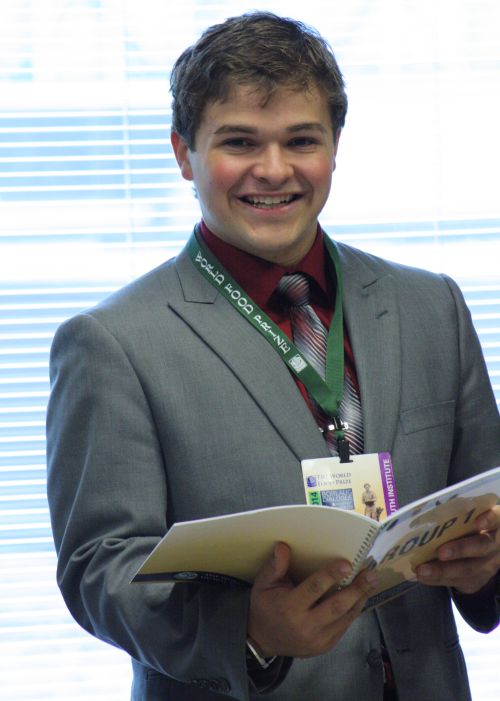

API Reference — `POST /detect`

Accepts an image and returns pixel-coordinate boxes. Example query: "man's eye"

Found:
[222,138,253,148]
[289,137,317,147]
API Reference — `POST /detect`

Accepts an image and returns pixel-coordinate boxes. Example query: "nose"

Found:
[251,144,293,185]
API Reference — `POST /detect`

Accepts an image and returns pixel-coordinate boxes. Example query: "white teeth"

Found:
[244,194,295,207]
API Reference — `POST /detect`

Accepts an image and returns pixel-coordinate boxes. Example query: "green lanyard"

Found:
[187,227,349,457]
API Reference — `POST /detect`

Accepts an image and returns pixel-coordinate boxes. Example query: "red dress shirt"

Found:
[199,220,361,416]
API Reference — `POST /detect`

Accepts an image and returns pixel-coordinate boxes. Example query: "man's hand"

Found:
[416,506,500,594]
[247,542,379,659]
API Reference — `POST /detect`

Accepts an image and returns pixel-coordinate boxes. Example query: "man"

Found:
[362,483,379,520]
[46,12,500,701]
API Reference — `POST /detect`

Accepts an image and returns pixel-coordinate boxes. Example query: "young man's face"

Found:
[172,84,339,266]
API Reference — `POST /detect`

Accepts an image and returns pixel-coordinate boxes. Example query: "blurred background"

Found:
[0,1,498,698]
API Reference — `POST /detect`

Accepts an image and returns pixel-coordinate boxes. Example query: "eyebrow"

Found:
[213,122,328,135]
[288,122,328,134]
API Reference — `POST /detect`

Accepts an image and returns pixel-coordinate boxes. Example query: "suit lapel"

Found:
[172,247,330,462]
[338,244,402,455]
[171,239,402,461]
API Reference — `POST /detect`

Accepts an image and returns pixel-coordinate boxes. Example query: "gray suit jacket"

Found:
[46,236,500,701]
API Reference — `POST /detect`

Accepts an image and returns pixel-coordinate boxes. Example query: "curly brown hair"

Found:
[170,11,348,150]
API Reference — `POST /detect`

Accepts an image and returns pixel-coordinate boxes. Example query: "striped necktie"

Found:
[277,273,364,456]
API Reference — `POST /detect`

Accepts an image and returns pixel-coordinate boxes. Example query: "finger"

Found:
[417,559,474,587]
[314,568,379,622]
[290,559,353,609]
[292,570,380,657]
[277,569,379,659]
[416,552,500,592]
[437,529,500,562]
[253,541,293,590]
[476,505,500,533]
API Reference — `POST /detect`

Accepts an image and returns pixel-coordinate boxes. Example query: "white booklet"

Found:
[133,463,500,610]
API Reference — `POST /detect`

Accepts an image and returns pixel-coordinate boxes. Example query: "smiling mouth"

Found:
[239,194,301,209]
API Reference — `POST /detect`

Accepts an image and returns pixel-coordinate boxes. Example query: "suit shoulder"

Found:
[53,255,184,341]
[97,256,180,311]
[335,240,454,287]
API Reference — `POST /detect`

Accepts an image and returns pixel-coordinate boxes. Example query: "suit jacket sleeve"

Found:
[46,311,255,700]
[441,275,500,631]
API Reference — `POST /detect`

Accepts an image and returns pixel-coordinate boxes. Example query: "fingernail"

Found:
[440,546,453,560]
[365,571,379,587]
[418,565,432,578]
[339,563,352,577]
[477,516,489,531]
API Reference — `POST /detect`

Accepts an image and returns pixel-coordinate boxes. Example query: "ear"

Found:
[171,130,194,181]
[334,128,342,155]
[332,128,342,172]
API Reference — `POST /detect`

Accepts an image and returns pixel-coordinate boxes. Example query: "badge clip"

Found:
[322,417,352,464]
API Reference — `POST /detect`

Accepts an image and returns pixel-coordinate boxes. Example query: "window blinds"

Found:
[0,1,498,699]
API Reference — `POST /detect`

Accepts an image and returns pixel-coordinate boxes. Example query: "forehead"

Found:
[198,83,332,133]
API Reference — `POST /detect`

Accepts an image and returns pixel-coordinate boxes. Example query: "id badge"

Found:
[301,453,399,520]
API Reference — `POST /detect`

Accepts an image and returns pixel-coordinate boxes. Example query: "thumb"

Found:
[254,542,292,588]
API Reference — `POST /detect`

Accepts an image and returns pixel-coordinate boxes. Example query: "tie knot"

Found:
[277,273,311,307]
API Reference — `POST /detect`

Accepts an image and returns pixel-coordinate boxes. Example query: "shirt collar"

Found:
[199,220,331,309]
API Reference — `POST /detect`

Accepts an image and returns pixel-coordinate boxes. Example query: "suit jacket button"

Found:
[210,678,231,693]
[218,678,231,693]
[191,678,209,688]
